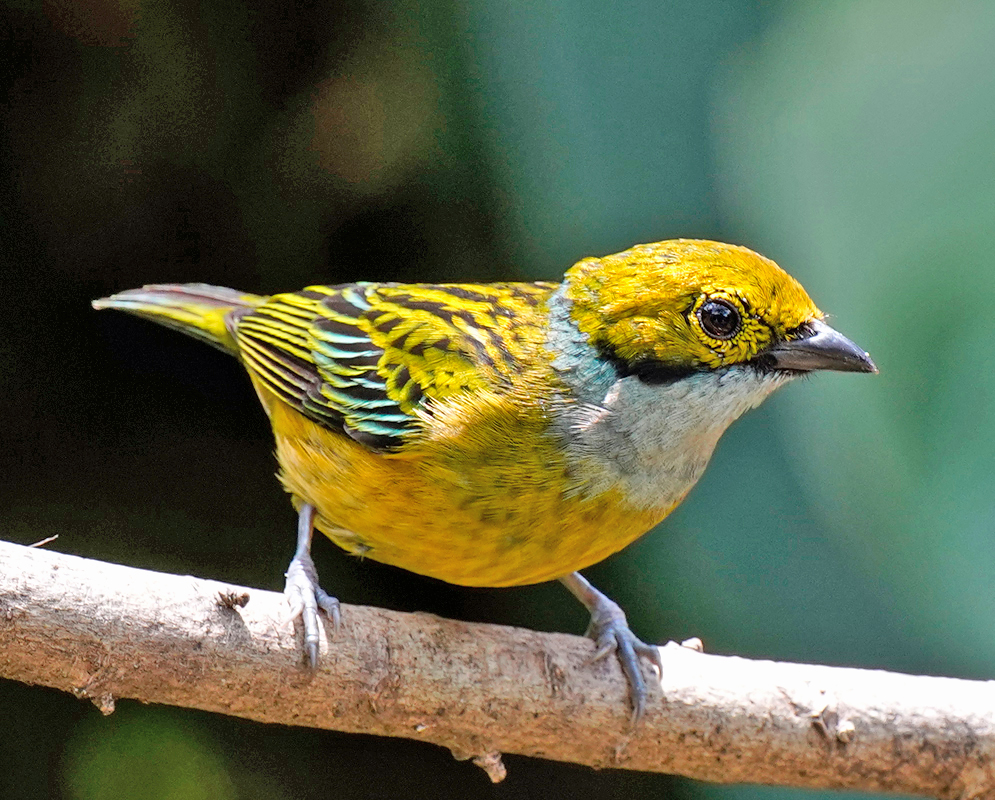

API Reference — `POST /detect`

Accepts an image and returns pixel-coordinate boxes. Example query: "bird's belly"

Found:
[267,400,667,587]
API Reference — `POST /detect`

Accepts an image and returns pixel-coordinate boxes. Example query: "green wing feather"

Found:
[232,281,556,451]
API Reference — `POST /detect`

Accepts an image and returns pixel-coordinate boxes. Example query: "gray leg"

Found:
[560,571,662,722]
[284,503,341,666]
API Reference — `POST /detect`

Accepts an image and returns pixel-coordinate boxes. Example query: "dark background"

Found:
[4,1,995,798]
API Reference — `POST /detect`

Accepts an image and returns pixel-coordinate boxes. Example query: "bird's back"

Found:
[95,280,560,452]
[229,280,558,450]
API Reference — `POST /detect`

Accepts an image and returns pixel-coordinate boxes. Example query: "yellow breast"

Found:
[252,377,668,588]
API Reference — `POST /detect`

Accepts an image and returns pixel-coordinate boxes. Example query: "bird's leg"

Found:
[284,503,341,667]
[559,571,662,722]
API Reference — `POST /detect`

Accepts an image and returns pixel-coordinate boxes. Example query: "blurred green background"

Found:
[2,0,992,797]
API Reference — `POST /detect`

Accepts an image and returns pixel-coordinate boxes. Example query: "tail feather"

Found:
[92,283,267,354]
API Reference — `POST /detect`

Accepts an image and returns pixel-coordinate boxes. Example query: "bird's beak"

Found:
[766,319,877,374]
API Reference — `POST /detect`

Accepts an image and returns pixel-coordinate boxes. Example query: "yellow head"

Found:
[564,239,846,375]
[550,239,874,515]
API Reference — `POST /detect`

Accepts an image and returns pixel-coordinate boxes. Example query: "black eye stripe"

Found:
[698,299,741,340]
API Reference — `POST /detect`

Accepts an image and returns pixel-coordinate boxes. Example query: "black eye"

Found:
[698,299,741,340]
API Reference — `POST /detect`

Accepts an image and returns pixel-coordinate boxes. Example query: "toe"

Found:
[315,587,341,636]
[613,631,649,723]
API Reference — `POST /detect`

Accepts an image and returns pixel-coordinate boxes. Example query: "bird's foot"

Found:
[560,572,662,723]
[584,595,662,723]
[285,503,340,667]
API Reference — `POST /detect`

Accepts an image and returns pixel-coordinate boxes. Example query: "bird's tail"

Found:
[92,283,267,355]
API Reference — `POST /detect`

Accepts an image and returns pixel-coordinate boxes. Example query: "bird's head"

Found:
[563,239,876,381]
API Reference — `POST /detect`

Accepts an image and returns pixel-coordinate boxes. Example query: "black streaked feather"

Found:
[231,281,555,453]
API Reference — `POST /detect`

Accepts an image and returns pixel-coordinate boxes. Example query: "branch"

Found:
[1,540,993,796]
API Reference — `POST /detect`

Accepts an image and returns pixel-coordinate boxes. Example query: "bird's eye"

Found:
[698,299,741,340]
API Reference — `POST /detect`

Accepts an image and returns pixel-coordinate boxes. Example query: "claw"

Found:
[284,503,340,667]
[560,571,661,723]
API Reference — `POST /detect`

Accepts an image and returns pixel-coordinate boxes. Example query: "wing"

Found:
[232,281,557,452]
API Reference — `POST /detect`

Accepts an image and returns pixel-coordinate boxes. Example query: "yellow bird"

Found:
[93,239,876,718]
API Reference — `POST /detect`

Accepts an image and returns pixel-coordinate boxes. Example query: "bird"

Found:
[93,238,876,720]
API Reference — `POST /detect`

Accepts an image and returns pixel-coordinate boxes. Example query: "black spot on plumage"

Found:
[405,339,428,357]
[385,292,421,307]
[406,380,424,405]
[393,297,477,330]
[482,304,516,320]
[313,315,365,339]
[374,315,403,334]
[515,292,542,307]
[449,308,477,328]
[437,286,495,304]
[394,365,413,390]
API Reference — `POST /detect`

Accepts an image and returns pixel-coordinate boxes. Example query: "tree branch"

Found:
[1,539,993,796]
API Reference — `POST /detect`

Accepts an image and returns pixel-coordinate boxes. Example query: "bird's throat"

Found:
[544,287,794,511]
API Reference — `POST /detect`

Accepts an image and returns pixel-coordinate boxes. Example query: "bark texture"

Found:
[2,540,994,796]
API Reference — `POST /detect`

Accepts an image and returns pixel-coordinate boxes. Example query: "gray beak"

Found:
[766,319,877,374]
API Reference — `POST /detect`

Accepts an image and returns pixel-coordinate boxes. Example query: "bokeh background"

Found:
[2,0,993,797]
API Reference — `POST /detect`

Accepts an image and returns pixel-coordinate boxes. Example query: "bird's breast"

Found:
[259,378,664,587]
[551,365,794,511]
